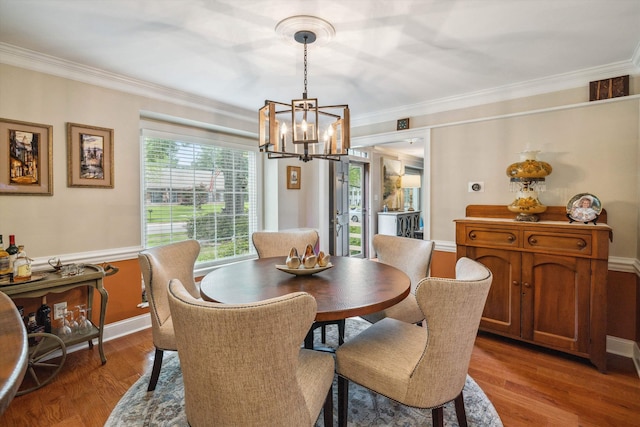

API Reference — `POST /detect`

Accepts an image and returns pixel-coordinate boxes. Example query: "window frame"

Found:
[141,122,261,275]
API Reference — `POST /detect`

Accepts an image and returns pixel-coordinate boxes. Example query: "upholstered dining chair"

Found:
[251,228,319,258]
[167,278,335,427]
[361,234,435,325]
[138,239,200,391]
[336,257,492,427]
[251,228,338,344]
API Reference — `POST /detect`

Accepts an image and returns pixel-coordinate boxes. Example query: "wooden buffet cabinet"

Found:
[455,205,612,372]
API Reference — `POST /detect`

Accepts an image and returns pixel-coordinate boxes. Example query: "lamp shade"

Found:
[401,175,421,188]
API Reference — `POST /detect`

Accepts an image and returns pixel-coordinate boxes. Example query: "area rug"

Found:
[106,318,502,426]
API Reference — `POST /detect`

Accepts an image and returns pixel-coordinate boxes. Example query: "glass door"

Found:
[329,159,368,258]
[347,162,366,258]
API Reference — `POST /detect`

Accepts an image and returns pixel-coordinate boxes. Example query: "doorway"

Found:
[329,159,368,258]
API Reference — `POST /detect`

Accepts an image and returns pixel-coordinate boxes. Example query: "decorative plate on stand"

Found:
[566,193,602,224]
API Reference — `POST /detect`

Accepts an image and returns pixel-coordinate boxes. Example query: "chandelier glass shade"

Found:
[506,150,552,221]
[259,24,350,162]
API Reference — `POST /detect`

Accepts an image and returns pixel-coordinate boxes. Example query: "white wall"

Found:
[0,63,256,258]
[354,91,640,260]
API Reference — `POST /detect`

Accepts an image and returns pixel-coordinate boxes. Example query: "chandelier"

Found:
[506,150,552,222]
[259,16,350,162]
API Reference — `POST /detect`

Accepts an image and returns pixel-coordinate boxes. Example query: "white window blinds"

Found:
[141,126,258,268]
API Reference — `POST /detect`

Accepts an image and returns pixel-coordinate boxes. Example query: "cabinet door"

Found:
[378,215,397,236]
[466,247,521,337]
[521,253,590,354]
[396,213,417,237]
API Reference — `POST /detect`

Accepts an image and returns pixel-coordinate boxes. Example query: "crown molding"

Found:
[632,40,640,69]
[352,60,640,127]
[0,42,255,124]
[2,42,638,129]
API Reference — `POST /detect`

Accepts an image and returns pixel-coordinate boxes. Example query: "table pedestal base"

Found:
[304,320,345,350]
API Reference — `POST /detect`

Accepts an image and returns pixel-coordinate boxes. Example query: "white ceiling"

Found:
[1,0,639,158]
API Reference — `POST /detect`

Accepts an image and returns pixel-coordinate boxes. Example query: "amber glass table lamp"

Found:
[506,151,552,222]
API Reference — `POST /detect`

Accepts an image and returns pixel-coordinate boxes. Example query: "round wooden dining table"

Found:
[0,291,28,416]
[200,256,410,322]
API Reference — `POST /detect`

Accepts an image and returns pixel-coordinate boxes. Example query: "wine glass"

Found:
[65,309,78,334]
[58,312,72,337]
[76,304,91,334]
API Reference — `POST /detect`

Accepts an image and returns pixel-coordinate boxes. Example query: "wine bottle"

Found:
[6,235,19,273]
[36,296,52,333]
[26,312,39,346]
[0,236,11,283]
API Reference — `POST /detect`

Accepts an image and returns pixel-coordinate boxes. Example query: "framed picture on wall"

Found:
[0,117,53,196]
[67,122,114,188]
[287,165,301,189]
[381,157,403,210]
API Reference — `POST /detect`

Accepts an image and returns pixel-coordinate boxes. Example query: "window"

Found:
[142,127,258,269]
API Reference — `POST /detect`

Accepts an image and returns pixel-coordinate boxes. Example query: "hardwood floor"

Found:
[469,332,640,427]
[2,328,639,426]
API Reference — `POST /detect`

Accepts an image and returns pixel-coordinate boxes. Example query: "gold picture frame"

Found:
[287,165,301,190]
[0,117,53,196]
[67,122,114,188]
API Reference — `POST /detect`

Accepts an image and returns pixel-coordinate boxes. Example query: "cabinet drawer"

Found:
[463,226,520,248]
[524,231,592,255]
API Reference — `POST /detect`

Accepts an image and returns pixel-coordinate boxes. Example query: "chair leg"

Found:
[454,391,468,427]
[323,383,334,427]
[337,376,349,427]
[338,320,345,345]
[147,348,164,391]
[321,325,327,343]
[431,406,444,427]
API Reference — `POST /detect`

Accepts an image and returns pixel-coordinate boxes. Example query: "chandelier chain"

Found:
[303,36,308,96]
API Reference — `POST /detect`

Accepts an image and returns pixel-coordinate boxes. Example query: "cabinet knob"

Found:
[512,281,519,286]
[469,233,476,240]
[523,282,531,288]
[507,235,515,242]
[529,237,537,244]
[576,240,586,248]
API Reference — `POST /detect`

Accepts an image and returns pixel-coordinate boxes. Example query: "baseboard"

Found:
[64,313,151,355]
[607,335,640,378]
[607,335,636,357]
